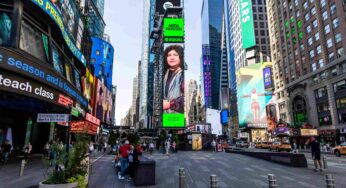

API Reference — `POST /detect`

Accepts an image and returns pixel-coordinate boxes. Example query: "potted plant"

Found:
[40,135,89,188]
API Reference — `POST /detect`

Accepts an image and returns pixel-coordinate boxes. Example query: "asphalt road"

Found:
[88,150,346,188]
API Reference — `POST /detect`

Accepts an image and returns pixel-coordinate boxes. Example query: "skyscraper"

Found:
[267,0,346,143]
[201,0,224,109]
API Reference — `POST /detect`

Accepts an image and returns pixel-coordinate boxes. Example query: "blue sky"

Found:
[104,0,202,124]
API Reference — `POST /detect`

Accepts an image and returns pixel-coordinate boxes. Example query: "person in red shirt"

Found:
[118,140,130,180]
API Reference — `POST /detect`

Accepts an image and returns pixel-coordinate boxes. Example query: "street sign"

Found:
[37,113,69,123]
[71,107,79,117]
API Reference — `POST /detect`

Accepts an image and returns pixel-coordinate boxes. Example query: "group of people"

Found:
[0,140,32,164]
[163,140,177,155]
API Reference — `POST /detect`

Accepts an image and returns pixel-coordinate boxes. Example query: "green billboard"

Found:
[239,0,256,49]
[163,18,184,43]
[163,114,185,128]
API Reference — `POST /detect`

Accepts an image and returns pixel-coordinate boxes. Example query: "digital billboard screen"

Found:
[220,109,229,125]
[163,18,184,43]
[162,44,185,128]
[236,62,274,129]
[263,67,273,90]
[238,0,256,49]
[155,0,181,15]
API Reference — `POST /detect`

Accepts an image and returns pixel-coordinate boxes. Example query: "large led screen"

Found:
[238,0,256,49]
[236,62,274,129]
[162,44,184,128]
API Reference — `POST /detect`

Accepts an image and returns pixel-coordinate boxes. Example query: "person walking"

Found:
[310,137,323,172]
[44,142,50,158]
[1,140,12,164]
[172,141,176,153]
[165,140,171,155]
[293,140,298,153]
[149,142,154,155]
[127,145,139,181]
[23,142,32,162]
[211,140,216,152]
[118,140,130,180]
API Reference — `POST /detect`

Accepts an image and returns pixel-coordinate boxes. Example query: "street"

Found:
[88,150,346,188]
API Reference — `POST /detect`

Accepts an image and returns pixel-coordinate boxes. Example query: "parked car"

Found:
[332,142,346,157]
[236,141,249,148]
[269,141,291,152]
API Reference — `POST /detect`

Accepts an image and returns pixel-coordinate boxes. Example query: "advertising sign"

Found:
[0,48,87,108]
[155,0,181,15]
[251,129,266,142]
[0,12,12,46]
[263,67,273,90]
[300,129,318,137]
[196,124,210,133]
[192,134,202,150]
[220,109,229,125]
[37,113,69,122]
[163,18,184,43]
[30,0,86,65]
[90,37,114,90]
[236,62,274,129]
[95,79,109,123]
[70,120,98,135]
[86,113,100,126]
[162,43,185,128]
[238,0,256,49]
[272,127,290,137]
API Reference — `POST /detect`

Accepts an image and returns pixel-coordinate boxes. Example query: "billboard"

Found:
[236,62,274,129]
[238,0,256,49]
[90,37,114,90]
[0,12,12,46]
[95,79,108,123]
[220,109,229,125]
[155,0,181,15]
[206,108,222,135]
[192,134,202,150]
[162,44,185,128]
[263,66,273,90]
[163,18,184,43]
[81,69,95,113]
[196,124,211,134]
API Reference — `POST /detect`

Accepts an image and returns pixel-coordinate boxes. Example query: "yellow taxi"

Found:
[255,142,271,149]
[332,142,346,157]
[269,141,291,152]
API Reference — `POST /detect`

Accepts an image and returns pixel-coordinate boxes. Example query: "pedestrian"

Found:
[293,140,298,153]
[211,140,216,152]
[44,142,50,158]
[89,142,94,154]
[172,141,176,153]
[1,140,12,164]
[103,142,107,153]
[127,145,139,181]
[23,142,32,162]
[136,144,143,156]
[149,142,154,155]
[118,140,130,180]
[309,137,323,172]
[142,142,147,152]
[165,140,170,155]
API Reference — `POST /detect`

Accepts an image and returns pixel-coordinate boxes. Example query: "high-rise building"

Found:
[87,0,106,38]
[131,76,139,116]
[186,80,198,124]
[201,0,224,109]
[139,0,157,129]
[220,12,229,110]
[267,0,346,143]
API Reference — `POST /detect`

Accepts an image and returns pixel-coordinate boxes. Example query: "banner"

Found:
[236,62,274,128]
[155,0,181,15]
[238,0,256,49]
[192,134,202,150]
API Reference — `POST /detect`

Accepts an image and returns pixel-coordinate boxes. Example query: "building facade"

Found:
[267,0,346,144]
[201,0,224,109]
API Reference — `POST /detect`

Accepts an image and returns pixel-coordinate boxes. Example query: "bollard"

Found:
[325,174,335,188]
[19,160,26,176]
[323,156,327,169]
[210,174,218,188]
[268,174,277,188]
[179,168,186,188]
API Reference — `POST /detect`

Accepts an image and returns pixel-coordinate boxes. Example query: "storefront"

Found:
[318,129,337,146]
[339,127,346,143]
[291,128,318,148]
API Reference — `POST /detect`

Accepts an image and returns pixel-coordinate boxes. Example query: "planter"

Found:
[39,182,78,188]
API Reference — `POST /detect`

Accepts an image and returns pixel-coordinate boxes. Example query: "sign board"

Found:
[86,113,100,125]
[239,0,256,49]
[300,129,318,136]
[71,107,79,117]
[37,113,69,122]
[163,18,184,43]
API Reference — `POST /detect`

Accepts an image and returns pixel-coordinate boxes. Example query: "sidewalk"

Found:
[0,150,105,188]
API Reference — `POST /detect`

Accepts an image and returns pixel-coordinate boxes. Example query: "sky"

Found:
[104,0,202,125]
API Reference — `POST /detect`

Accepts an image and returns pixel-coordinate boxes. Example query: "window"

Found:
[317,45,322,54]
[259,7,263,12]
[322,11,328,21]
[259,14,264,20]
[319,115,332,126]
[317,102,329,112]
[0,12,12,46]
[258,0,262,4]
[326,38,333,48]
[296,11,300,17]
[342,62,346,72]
[261,38,266,44]
[303,1,308,9]
[338,111,346,124]
[321,0,326,7]
[305,13,310,21]
[260,30,265,35]
[314,32,320,41]
[253,7,256,12]
[51,44,65,76]
[64,62,73,84]
[306,25,311,33]
[324,24,330,34]
[330,3,336,14]
[295,0,299,6]
[336,97,346,109]
[19,21,48,62]
[334,80,346,92]
[311,7,316,15]
[279,102,286,110]
[318,59,324,67]
[308,37,313,46]
[329,52,335,61]
[311,63,317,71]
[331,66,337,76]
[338,47,345,57]
[315,87,327,99]
[335,33,342,43]
[312,20,318,28]
[74,70,81,92]
[260,22,264,28]
[333,18,339,28]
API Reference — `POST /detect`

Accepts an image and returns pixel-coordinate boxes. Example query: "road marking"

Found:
[91,154,105,164]
[243,167,255,172]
